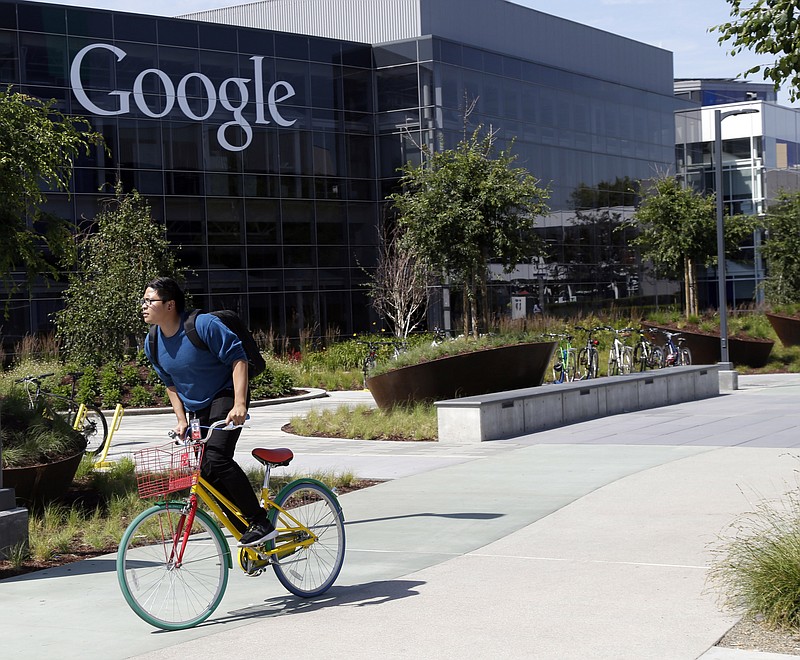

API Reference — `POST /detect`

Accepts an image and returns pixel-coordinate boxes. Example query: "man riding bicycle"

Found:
[141,276,275,547]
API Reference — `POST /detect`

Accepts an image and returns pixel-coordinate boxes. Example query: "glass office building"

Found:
[675,83,800,307]
[0,0,684,344]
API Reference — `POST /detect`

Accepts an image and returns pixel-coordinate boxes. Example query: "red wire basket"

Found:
[134,441,205,499]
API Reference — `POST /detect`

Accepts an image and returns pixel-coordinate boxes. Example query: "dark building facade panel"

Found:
[2,0,682,345]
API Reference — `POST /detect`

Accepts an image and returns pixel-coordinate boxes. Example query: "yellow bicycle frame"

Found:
[187,474,319,571]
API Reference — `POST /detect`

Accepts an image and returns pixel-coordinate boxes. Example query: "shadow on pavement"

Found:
[1,555,117,583]
[345,512,504,526]
[207,579,426,627]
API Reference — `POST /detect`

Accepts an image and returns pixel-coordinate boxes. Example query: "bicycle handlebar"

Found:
[168,418,249,443]
[14,372,55,384]
[646,327,683,339]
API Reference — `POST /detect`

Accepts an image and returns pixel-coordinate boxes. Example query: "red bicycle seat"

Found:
[251,447,294,467]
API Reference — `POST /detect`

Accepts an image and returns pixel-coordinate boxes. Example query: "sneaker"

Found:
[238,519,277,547]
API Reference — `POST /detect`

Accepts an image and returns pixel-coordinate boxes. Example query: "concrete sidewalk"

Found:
[2,375,800,659]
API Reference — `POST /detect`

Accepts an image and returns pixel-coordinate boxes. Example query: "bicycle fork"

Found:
[164,498,198,569]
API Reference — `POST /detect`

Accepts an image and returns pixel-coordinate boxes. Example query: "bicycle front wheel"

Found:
[632,343,643,372]
[269,479,345,598]
[588,349,599,378]
[565,350,577,382]
[71,404,109,455]
[607,351,618,377]
[621,346,633,375]
[577,349,590,379]
[117,503,230,631]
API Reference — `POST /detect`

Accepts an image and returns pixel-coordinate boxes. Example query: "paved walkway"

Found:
[2,375,800,659]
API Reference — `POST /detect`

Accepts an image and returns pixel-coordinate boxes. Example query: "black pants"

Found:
[191,389,264,528]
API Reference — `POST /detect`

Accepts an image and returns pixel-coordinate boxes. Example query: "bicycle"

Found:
[575,325,603,379]
[653,329,692,367]
[632,329,664,372]
[546,333,577,383]
[605,326,634,376]
[14,372,109,455]
[116,420,346,631]
[357,339,407,387]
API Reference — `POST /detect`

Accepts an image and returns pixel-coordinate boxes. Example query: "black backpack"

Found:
[147,309,266,379]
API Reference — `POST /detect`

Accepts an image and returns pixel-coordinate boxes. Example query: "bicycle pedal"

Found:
[243,569,264,577]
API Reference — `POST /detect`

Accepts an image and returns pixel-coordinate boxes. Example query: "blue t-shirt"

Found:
[145,313,248,412]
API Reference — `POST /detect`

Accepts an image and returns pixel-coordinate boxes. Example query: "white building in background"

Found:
[675,79,800,308]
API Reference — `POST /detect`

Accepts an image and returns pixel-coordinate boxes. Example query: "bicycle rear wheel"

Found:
[268,479,345,598]
[633,343,646,372]
[650,346,664,369]
[117,503,229,631]
[679,347,692,366]
[71,404,108,455]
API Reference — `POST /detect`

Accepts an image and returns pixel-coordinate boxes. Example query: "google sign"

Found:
[70,43,298,152]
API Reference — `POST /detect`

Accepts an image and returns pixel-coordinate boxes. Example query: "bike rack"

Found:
[94,404,125,469]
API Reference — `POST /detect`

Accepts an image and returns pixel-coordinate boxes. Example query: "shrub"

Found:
[75,369,100,406]
[99,364,123,407]
[151,382,167,404]
[128,385,153,408]
[250,359,295,399]
[0,390,87,468]
[711,490,800,630]
[120,364,140,386]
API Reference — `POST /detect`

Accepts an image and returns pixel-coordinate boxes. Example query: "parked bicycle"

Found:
[14,372,109,455]
[575,325,603,380]
[632,329,664,372]
[117,419,346,631]
[605,326,634,376]
[651,328,692,367]
[546,333,577,383]
[357,339,407,387]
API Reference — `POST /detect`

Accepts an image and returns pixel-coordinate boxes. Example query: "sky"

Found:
[29,0,798,106]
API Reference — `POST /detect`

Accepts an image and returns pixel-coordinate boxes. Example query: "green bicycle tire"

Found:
[267,479,345,598]
[117,502,230,631]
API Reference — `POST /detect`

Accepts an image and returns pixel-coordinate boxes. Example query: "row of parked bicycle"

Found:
[544,326,692,383]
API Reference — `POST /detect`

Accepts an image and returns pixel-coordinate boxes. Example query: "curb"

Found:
[107,387,330,416]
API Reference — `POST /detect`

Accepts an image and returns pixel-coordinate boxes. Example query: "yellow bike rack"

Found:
[94,404,125,469]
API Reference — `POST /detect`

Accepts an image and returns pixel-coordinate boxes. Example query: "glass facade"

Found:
[372,36,680,316]
[674,100,800,308]
[1,0,682,344]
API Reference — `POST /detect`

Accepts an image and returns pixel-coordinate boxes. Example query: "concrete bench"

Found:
[435,365,721,444]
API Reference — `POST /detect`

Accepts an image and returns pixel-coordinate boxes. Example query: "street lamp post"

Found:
[714,107,758,373]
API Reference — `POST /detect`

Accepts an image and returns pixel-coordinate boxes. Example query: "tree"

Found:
[389,128,550,338]
[628,175,754,317]
[55,185,185,364]
[365,222,429,338]
[714,0,800,102]
[760,191,800,305]
[0,86,102,306]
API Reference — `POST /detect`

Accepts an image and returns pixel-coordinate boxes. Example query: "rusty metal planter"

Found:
[766,312,800,348]
[645,324,774,368]
[2,452,83,506]
[366,341,556,410]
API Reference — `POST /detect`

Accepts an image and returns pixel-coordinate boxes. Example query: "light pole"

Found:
[714,107,758,369]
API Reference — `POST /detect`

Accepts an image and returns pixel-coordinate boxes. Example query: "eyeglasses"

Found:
[139,298,164,307]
